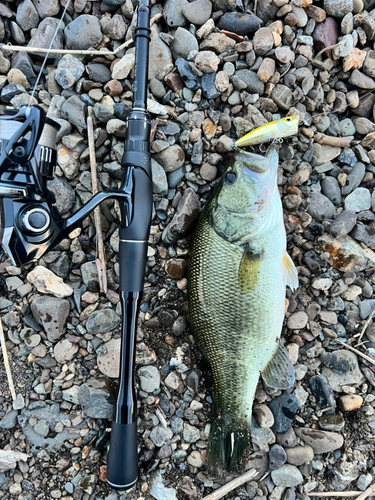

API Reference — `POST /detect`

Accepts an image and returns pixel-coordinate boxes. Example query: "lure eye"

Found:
[226,171,237,184]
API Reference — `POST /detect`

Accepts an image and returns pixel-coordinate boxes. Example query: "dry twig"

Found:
[314,133,353,147]
[0,13,162,57]
[311,483,375,498]
[357,483,375,500]
[0,315,16,401]
[202,469,257,500]
[87,112,107,294]
[354,306,375,347]
[314,43,341,59]
[335,339,375,367]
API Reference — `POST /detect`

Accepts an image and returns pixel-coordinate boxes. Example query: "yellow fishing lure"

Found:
[235,116,299,147]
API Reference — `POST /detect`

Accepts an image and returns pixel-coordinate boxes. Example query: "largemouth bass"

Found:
[235,116,299,147]
[188,145,298,471]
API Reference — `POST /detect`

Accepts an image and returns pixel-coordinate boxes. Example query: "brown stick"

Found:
[0,13,162,57]
[0,315,16,401]
[87,113,107,294]
[202,469,257,500]
[314,43,341,59]
[335,339,375,367]
[314,133,353,147]
[354,306,375,347]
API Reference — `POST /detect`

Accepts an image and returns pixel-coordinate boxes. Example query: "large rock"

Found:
[162,188,201,244]
[61,96,87,130]
[183,0,212,25]
[149,33,174,81]
[27,18,64,57]
[27,267,73,298]
[78,378,116,419]
[97,338,120,378]
[316,233,375,272]
[170,27,198,60]
[164,0,189,27]
[65,15,102,50]
[16,0,39,31]
[30,296,70,342]
[321,351,365,391]
[55,54,85,90]
[33,0,60,19]
[295,428,344,453]
[86,309,121,335]
[153,145,185,173]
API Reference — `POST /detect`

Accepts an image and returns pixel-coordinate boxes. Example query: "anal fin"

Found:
[283,251,298,291]
[262,341,295,390]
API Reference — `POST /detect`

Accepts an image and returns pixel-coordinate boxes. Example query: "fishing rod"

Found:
[0,0,152,491]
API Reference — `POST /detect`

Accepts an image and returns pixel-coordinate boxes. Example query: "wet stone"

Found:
[318,413,345,432]
[307,192,335,221]
[0,410,19,429]
[268,444,287,470]
[269,394,300,433]
[309,375,336,414]
[321,176,342,206]
[86,309,121,335]
[286,445,314,466]
[65,15,102,50]
[271,464,303,487]
[331,210,357,239]
[295,428,344,453]
[182,0,212,25]
[218,12,260,35]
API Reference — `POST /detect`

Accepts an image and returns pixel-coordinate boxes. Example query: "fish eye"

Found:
[226,171,237,184]
[286,117,291,121]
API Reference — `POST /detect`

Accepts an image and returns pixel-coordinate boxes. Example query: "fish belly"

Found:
[188,214,286,469]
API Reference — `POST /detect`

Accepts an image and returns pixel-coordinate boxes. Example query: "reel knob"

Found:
[21,207,50,234]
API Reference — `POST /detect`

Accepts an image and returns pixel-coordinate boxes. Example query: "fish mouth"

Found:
[234,145,270,174]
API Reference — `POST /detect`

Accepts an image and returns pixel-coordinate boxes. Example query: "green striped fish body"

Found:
[188,145,298,471]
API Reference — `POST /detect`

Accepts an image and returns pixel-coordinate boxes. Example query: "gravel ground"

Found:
[0,0,375,499]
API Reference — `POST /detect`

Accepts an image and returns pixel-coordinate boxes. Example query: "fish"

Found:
[235,116,299,148]
[188,145,298,471]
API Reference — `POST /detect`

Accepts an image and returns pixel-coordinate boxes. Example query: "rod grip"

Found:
[106,421,138,490]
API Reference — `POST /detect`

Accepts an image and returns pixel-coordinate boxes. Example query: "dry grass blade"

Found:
[87,113,107,294]
[202,469,257,500]
[0,315,16,401]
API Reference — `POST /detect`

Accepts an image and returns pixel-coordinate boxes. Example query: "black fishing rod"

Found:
[106,0,152,490]
[0,0,152,491]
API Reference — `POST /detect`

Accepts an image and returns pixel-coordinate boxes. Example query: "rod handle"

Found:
[106,421,138,490]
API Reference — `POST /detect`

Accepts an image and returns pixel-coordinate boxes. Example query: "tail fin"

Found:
[206,415,251,472]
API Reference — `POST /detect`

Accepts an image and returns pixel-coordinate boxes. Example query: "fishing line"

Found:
[27,0,72,111]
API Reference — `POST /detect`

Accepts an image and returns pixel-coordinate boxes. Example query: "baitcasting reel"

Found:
[0,105,131,266]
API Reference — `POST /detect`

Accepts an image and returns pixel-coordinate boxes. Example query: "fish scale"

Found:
[188,145,298,471]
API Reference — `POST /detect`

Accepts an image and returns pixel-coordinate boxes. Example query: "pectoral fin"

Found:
[262,341,295,390]
[283,252,298,291]
[238,247,263,292]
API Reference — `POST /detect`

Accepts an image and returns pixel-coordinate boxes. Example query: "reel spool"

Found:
[0,105,130,267]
